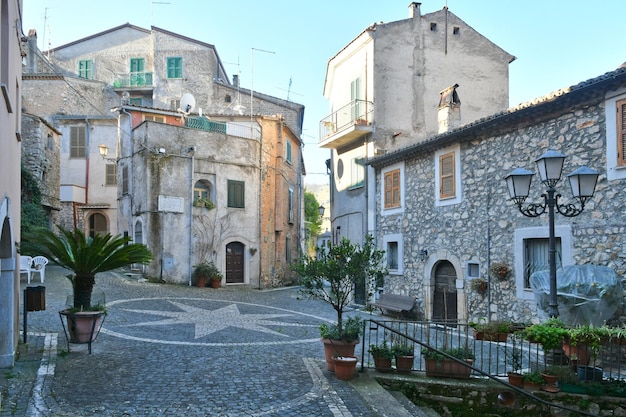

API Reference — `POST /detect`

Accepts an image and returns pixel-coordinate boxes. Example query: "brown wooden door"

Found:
[432,261,458,324]
[226,242,244,283]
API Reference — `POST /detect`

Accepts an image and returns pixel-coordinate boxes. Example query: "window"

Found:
[194,180,214,207]
[514,226,573,300]
[387,241,398,270]
[286,140,292,164]
[288,188,294,223]
[167,57,183,79]
[227,180,245,208]
[435,145,462,206]
[122,166,129,195]
[617,98,626,166]
[466,262,480,279]
[144,114,165,123]
[350,77,362,120]
[523,238,562,290]
[78,60,93,79]
[130,58,145,86]
[384,169,401,209]
[286,237,292,263]
[88,213,107,237]
[105,164,116,186]
[70,126,86,158]
[439,151,455,199]
[349,156,365,189]
[453,26,460,35]
[129,97,143,106]
[170,99,180,111]
[382,234,403,275]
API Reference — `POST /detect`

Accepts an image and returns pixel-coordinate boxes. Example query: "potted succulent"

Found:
[192,261,223,288]
[422,345,475,379]
[392,343,415,374]
[21,226,152,349]
[368,340,394,372]
[292,235,386,371]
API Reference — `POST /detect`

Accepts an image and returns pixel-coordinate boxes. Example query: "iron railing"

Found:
[319,99,373,140]
[114,72,154,88]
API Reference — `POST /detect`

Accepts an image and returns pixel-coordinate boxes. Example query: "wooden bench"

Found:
[371,294,416,316]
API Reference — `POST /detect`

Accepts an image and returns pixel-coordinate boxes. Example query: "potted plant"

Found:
[193,261,223,288]
[292,235,386,371]
[332,355,358,381]
[21,226,152,348]
[422,345,475,379]
[506,334,524,387]
[368,340,394,373]
[469,278,487,295]
[563,324,610,365]
[469,318,512,342]
[522,317,568,352]
[318,316,363,372]
[522,370,545,390]
[489,261,510,280]
[392,343,415,374]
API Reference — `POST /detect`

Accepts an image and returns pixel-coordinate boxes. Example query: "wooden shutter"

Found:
[618,99,626,166]
[439,152,455,199]
[384,169,400,209]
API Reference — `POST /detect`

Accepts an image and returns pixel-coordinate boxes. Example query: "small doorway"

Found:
[225,242,244,284]
[432,261,458,324]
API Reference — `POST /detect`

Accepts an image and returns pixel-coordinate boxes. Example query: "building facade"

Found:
[370,66,626,325]
[320,3,514,252]
[0,0,24,368]
[21,23,304,287]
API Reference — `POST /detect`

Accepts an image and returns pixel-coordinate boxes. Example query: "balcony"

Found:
[113,72,154,90]
[318,99,373,149]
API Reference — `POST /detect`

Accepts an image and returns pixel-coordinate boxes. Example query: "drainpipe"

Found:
[188,147,195,286]
[85,118,91,206]
[257,116,263,290]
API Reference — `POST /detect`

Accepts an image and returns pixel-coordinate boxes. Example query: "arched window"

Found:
[193,179,215,207]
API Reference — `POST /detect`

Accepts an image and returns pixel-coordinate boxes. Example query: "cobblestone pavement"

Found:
[2,266,381,417]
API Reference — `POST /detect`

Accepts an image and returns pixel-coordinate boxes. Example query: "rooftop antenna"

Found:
[250,47,275,134]
[151,2,171,26]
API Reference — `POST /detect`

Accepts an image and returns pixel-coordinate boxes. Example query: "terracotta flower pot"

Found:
[373,356,393,373]
[322,339,359,371]
[333,356,358,381]
[395,355,415,374]
[507,372,524,387]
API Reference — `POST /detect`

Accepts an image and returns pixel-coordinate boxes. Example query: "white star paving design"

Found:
[122,301,301,339]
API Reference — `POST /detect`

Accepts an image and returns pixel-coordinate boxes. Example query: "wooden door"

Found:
[226,242,244,283]
[432,261,458,324]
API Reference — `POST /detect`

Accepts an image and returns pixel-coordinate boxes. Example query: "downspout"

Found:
[486,183,492,321]
[188,147,195,286]
[85,118,91,206]
[257,116,263,290]
[120,108,133,236]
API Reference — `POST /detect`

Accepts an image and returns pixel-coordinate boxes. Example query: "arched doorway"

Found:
[432,260,458,324]
[225,242,244,284]
[88,212,107,237]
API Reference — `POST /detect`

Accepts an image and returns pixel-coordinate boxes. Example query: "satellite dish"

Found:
[180,93,196,114]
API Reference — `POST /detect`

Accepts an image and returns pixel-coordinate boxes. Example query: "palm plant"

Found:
[22,226,152,310]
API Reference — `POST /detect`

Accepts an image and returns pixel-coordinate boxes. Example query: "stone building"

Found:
[21,23,305,287]
[369,66,626,324]
[320,3,514,303]
[0,0,24,368]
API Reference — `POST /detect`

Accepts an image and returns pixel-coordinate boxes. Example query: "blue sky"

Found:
[22,0,625,186]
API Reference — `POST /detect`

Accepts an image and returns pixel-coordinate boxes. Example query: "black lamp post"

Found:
[504,150,599,318]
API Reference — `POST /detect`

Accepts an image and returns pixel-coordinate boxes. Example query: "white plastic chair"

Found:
[31,256,49,283]
[19,256,33,283]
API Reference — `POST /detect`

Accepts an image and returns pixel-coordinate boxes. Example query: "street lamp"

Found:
[504,150,599,318]
[318,205,325,217]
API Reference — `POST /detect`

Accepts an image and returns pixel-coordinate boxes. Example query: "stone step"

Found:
[390,391,440,417]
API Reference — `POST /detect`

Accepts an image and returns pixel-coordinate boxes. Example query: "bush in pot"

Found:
[292,235,386,370]
[192,261,223,288]
[422,345,475,378]
[368,340,394,372]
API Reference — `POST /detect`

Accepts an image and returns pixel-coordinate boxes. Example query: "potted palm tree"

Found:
[22,226,152,349]
[292,235,386,371]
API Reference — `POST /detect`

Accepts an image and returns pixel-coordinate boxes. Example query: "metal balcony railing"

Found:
[114,72,154,88]
[319,99,373,141]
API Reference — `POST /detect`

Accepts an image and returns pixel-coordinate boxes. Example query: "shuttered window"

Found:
[384,169,401,209]
[439,151,455,199]
[618,98,626,166]
[167,57,183,79]
[70,126,86,158]
[227,180,245,208]
[105,164,116,186]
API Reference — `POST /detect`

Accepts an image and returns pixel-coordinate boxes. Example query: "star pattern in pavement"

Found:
[123,301,299,339]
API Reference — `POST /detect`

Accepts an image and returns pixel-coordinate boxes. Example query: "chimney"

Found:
[438,84,461,134]
[409,2,421,19]
[27,29,38,73]
[233,74,239,87]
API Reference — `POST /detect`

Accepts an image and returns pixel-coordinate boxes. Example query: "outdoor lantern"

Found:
[567,166,600,205]
[318,205,325,217]
[505,168,534,204]
[98,144,109,158]
[535,149,565,187]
